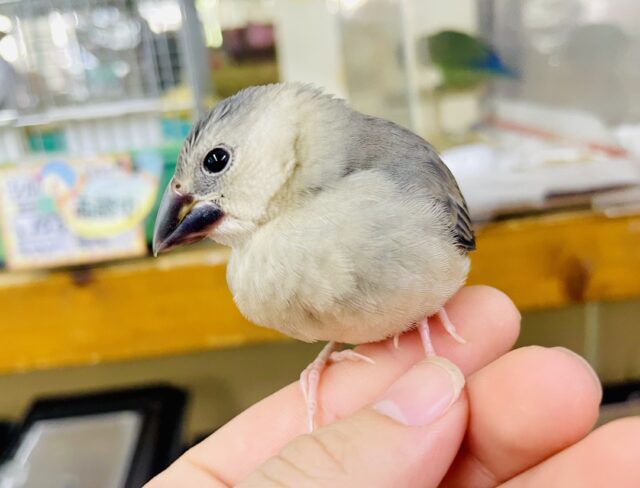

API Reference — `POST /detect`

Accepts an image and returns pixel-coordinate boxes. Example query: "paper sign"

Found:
[0,154,160,269]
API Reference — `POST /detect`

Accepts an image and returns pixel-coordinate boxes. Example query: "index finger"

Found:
[147,285,521,487]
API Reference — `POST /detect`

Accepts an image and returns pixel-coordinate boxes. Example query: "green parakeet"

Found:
[422,30,516,90]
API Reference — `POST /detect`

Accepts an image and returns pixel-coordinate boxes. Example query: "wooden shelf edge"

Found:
[469,211,640,310]
[1,247,287,375]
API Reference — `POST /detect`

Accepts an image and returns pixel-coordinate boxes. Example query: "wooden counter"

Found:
[2,211,640,375]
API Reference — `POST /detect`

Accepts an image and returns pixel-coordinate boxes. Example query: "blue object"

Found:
[41,161,76,187]
[425,30,517,89]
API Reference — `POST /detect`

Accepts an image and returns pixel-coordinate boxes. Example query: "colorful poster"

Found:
[0,154,161,269]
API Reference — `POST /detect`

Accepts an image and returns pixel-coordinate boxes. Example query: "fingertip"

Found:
[444,345,604,485]
[552,347,602,400]
[520,346,602,417]
[501,416,640,487]
[438,286,521,370]
[470,345,602,453]
[452,285,522,330]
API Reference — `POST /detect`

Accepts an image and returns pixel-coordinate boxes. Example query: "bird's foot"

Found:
[300,342,374,432]
[418,317,437,357]
[329,349,375,365]
[418,308,466,357]
[437,308,466,344]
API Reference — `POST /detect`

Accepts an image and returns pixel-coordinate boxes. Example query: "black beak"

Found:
[152,179,224,256]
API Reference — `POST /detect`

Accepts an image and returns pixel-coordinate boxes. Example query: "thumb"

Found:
[238,357,467,488]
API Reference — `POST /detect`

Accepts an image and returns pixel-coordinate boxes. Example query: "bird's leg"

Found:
[393,333,401,349]
[418,308,467,357]
[300,341,339,432]
[418,317,437,357]
[300,342,374,432]
[437,308,466,344]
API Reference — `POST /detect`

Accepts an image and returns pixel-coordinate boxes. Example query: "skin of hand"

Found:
[145,286,640,487]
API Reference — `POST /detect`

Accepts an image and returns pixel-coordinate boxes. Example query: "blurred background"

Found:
[1,0,640,485]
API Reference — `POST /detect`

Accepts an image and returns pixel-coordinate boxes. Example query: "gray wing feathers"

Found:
[446,183,476,252]
[348,115,476,253]
[422,151,476,253]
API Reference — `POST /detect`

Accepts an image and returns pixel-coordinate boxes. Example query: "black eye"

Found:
[203,147,230,174]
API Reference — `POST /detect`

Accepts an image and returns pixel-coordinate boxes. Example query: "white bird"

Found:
[153,83,475,430]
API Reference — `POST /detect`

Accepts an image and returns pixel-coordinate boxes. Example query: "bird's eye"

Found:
[203,147,230,174]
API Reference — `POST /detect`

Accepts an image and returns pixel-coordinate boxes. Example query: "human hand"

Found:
[147,286,639,487]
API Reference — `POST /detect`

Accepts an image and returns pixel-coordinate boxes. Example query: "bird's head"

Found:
[153,83,349,254]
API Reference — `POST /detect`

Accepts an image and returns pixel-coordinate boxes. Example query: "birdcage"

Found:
[0,0,209,162]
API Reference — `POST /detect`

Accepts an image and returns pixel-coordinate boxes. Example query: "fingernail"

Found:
[372,357,465,427]
[553,347,602,392]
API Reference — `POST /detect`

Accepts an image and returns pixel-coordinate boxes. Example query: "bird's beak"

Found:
[152,179,224,256]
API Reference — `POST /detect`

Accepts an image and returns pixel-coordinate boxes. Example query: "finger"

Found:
[239,358,467,488]
[322,285,520,423]
[441,346,602,487]
[147,286,520,486]
[501,417,640,487]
